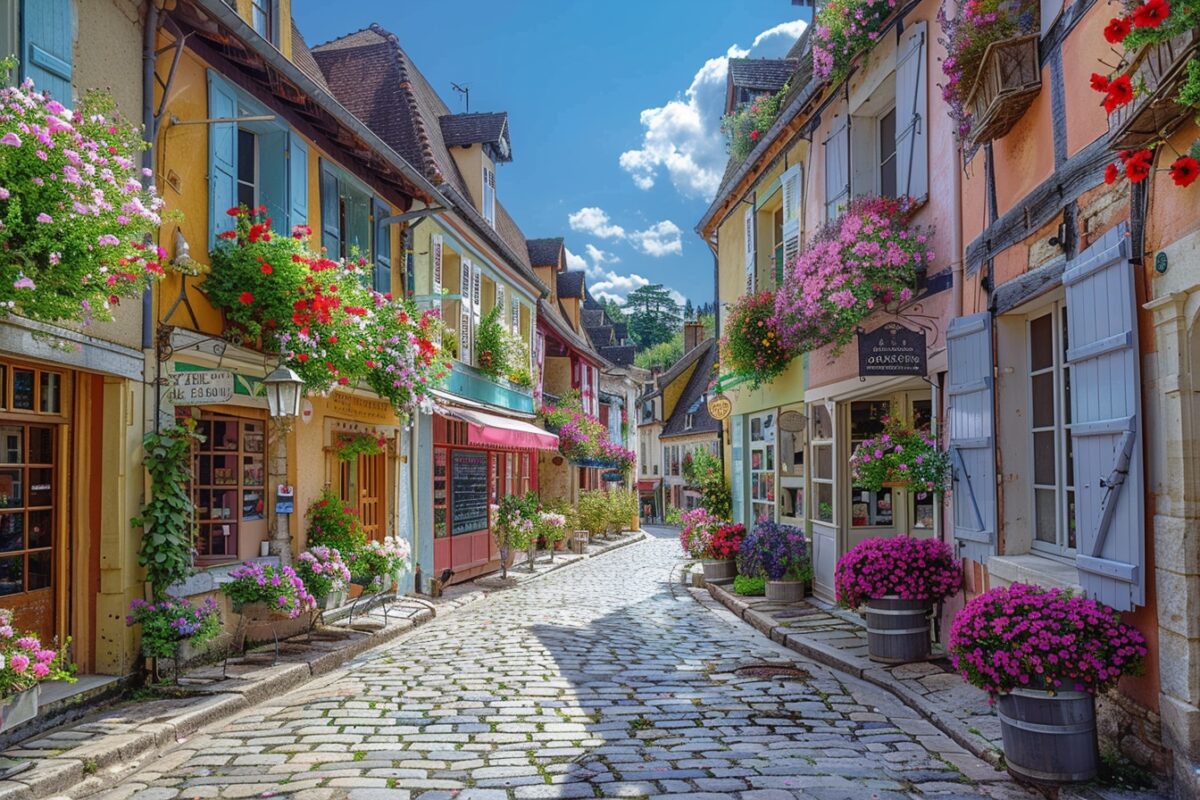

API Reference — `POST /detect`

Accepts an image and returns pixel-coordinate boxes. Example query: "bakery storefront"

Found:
[431,406,558,583]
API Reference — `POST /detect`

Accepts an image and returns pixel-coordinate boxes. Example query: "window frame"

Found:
[809,403,835,525]
[187,412,267,564]
[236,127,259,211]
[1026,301,1076,558]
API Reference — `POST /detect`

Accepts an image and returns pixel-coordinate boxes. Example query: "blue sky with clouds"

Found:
[293,1,808,309]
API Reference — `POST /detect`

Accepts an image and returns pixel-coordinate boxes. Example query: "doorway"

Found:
[340,450,387,543]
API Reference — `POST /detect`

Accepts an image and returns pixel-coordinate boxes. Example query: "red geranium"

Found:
[1104,162,1121,184]
[1103,75,1134,113]
[1104,16,1132,42]
[1132,0,1170,28]
[1123,148,1155,182]
[239,291,254,305]
[1090,72,1111,92]
[1169,155,1200,187]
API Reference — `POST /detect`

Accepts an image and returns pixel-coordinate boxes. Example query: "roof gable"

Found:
[527,237,564,268]
[440,112,512,162]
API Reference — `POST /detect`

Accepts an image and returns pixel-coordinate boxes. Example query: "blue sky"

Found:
[294,1,809,309]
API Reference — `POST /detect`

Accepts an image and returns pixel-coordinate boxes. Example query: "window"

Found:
[190,414,266,562]
[482,164,496,227]
[810,404,834,523]
[320,160,391,290]
[850,401,894,527]
[823,114,850,221]
[0,423,56,601]
[251,0,275,45]
[685,413,694,431]
[1028,303,1075,554]
[236,128,258,210]
[749,412,776,523]
[779,412,806,522]
[773,207,785,286]
[6,0,74,106]
[878,106,897,199]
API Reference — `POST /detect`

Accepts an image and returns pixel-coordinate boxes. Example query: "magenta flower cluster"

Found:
[835,535,962,608]
[949,583,1148,697]
[679,507,723,559]
[774,196,934,354]
[812,0,899,82]
[222,561,316,619]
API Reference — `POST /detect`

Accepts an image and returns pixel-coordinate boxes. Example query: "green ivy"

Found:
[335,433,384,462]
[133,421,205,599]
[474,307,509,379]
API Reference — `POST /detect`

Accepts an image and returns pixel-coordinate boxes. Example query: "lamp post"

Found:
[264,366,304,565]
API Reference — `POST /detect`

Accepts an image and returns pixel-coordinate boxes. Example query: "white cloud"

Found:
[618,19,807,199]
[590,270,650,304]
[584,243,620,273]
[564,247,588,272]
[568,207,626,239]
[629,220,683,257]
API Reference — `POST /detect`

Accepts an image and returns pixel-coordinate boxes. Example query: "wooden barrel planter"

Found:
[965,34,1042,146]
[765,580,805,603]
[1109,28,1200,150]
[700,559,736,583]
[865,596,931,663]
[996,689,1097,784]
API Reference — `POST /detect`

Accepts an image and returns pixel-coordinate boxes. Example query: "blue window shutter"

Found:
[731,415,745,526]
[373,198,392,295]
[258,128,288,235]
[21,0,73,104]
[207,70,238,248]
[947,311,997,563]
[1063,225,1145,611]
[288,132,308,232]
[319,159,341,257]
[895,21,928,202]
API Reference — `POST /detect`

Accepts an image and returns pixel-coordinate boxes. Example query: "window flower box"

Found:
[965,34,1042,146]
[1108,28,1200,150]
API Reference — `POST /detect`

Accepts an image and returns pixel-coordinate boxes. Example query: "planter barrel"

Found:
[965,34,1042,145]
[765,580,805,603]
[700,559,736,583]
[865,595,931,663]
[996,689,1097,784]
[0,687,38,733]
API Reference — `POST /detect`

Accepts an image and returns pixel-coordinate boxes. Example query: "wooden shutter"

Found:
[511,298,520,334]
[947,312,997,563]
[823,114,850,220]
[471,263,482,335]
[21,0,73,104]
[373,198,392,295]
[780,165,802,267]
[288,132,308,232]
[459,259,473,365]
[431,234,443,296]
[319,160,341,258]
[259,128,289,234]
[743,206,756,293]
[207,70,238,247]
[896,21,929,202]
[1062,226,1145,611]
[495,284,506,335]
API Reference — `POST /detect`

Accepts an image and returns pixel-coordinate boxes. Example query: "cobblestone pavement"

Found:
[81,528,1041,800]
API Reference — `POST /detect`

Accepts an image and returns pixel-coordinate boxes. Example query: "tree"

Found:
[634,334,683,371]
[600,298,627,325]
[683,298,695,320]
[625,284,681,349]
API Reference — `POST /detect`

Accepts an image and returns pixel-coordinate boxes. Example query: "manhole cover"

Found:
[734,665,811,681]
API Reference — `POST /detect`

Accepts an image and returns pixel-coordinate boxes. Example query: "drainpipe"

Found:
[951,143,964,320]
[141,1,160,353]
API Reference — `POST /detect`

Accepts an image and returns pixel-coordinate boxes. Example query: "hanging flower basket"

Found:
[1106,28,1200,151]
[720,289,795,389]
[964,34,1043,145]
[848,412,951,495]
[880,480,913,489]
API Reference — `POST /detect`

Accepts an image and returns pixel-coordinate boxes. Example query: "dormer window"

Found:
[685,413,694,431]
[250,0,277,46]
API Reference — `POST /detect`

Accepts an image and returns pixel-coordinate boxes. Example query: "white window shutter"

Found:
[946,312,998,563]
[482,165,496,227]
[511,297,520,334]
[471,263,482,340]
[781,165,802,267]
[495,284,506,328]
[823,114,850,220]
[744,206,756,293]
[431,234,443,296]
[459,259,473,365]
[1062,225,1145,611]
[896,21,929,202]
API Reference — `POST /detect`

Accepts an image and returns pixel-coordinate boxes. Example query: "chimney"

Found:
[683,321,704,353]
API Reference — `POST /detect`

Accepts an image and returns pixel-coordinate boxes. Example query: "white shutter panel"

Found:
[947,312,998,563]
[431,234,443,297]
[482,165,496,227]
[1041,0,1061,36]
[495,284,506,330]
[471,264,483,360]
[780,165,802,267]
[459,259,473,365]
[511,297,521,334]
[896,21,929,202]
[743,206,756,293]
[1062,226,1145,611]
[823,114,850,220]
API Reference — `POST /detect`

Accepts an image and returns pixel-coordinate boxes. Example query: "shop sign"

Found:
[778,410,807,432]
[857,323,927,378]
[167,369,234,405]
[706,393,733,421]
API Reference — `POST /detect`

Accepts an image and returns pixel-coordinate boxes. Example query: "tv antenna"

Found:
[451,82,470,113]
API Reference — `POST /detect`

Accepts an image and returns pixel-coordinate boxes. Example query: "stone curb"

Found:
[474,531,648,590]
[0,531,650,800]
[699,579,1004,769]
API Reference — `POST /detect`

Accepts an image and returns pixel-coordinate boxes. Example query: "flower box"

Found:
[965,34,1042,146]
[0,687,38,733]
[1108,28,1200,150]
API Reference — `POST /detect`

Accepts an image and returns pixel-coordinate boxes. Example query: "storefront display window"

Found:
[191,413,265,562]
[850,400,894,527]
[779,410,806,523]
[810,404,834,523]
[433,449,448,538]
[749,412,776,523]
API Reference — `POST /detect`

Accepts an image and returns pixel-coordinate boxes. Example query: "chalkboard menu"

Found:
[451,450,490,535]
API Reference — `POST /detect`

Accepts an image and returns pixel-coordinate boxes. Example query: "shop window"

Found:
[810,404,834,523]
[433,448,447,539]
[779,413,806,522]
[749,411,776,523]
[190,414,265,562]
[0,423,56,598]
[0,365,62,415]
[1028,304,1075,555]
[850,400,894,527]
[911,398,935,531]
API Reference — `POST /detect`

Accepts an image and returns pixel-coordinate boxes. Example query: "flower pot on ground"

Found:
[680,510,744,584]
[948,583,1147,784]
[738,520,811,603]
[491,493,538,579]
[0,686,38,733]
[295,546,352,608]
[765,579,805,603]
[221,562,317,620]
[535,511,568,562]
[0,608,74,732]
[348,537,410,595]
[835,536,962,663]
[701,559,738,582]
[126,596,221,680]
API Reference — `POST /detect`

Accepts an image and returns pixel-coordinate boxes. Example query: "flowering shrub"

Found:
[0,610,74,697]
[221,561,316,619]
[721,84,789,161]
[682,448,732,520]
[738,520,810,581]
[364,300,451,419]
[775,196,934,354]
[295,546,352,600]
[492,492,539,577]
[679,507,725,558]
[305,489,367,558]
[538,392,624,466]
[812,0,897,83]
[596,439,636,473]
[0,77,165,324]
[535,511,568,549]
[937,0,1039,141]
[949,583,1148,696]
[126,597,221,660]
[1094,0,1200,188]
[848,413,951,495]
[835,536,962,608]
[720,290,795,388]
[474,306,509,379]
[349,537,410,593]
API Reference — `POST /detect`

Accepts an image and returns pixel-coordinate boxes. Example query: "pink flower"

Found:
[0,132,20,147]
[10,653,29,673]
[35,212,52,224]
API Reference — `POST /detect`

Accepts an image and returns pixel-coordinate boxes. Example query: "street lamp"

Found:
[263,365,304,419]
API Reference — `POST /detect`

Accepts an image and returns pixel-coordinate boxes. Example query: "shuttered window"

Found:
[780,165,802,269]
[1027,303,1075,555]
[824,114,850,221]
[19,0,73,105]
[947,312,998,563]
[743,206,756,294]
[288,133,309,232]
[895,21,929,201]
[482,164,496,227]
[373,198,392,295]
[458,259,474,366]
[431,234,444,297]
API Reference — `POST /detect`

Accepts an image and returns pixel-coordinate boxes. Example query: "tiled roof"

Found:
[587,324,615,346]
[581,309,606,328]
[613,323,628,342]
[583,289,602,310]
[728,58,798,92]
[440,112,511,161]
[537,298,608,366]
[527,237,563,267]
[599,345,637,367]
[557,270,585,299]
[662,341,720,438]
[291,23,330,93]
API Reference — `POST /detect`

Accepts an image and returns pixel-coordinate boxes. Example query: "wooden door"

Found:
[0,423,56,642]
[357,452,386,543]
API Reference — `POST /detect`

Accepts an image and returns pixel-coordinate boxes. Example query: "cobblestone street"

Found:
[83,528,1040,800]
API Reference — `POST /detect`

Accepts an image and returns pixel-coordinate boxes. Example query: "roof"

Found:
[291,23,331,93]
[557,271,585,299]
[581,309,606,328]
[537,298,609,367]
[587,324,614,346]
[613,323,628,342]
[639,337,713,402]
[728,58,798,92]
[312,24,545,294]
[661,340,720,438]
[440,112,512,161]
[527,237,563,268]
[599,345,637,367]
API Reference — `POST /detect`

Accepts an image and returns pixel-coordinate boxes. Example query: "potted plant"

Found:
[0,610,75,732]
[849,413,951,494]
[720,290,795,388]
[811,0,896,83]
[738,520,810,602]
[835,536,962,663]
[721,83,789,161]
[296,546,353,610]
[126,597,221,681]
[949,584,1148,783]
[221,561,316,621]
[680,508,740,582]
[334,433,384,463]
[348,537,409,594]
[491,493,538,579]
[535,511,568,562]
[474,306,509,380]
[305,490,368,562]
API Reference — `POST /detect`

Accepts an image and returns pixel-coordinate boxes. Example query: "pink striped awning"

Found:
[442,406,560,451]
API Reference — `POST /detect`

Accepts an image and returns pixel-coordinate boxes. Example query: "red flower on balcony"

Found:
[1104,16,1132,43]
[1169,155,1199,187]
[1102,75,1134,113]
[1104,163,1120,184]
[1132,0,1170,28]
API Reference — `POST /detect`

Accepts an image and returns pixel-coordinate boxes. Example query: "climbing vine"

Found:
[133,420,204,598]
[334,433,385,462]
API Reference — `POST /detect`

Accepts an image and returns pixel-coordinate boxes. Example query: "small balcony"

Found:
[445,362,534,414]
[1109,28,1200,150]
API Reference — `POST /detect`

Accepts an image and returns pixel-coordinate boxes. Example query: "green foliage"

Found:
[686,448,731,521]
[577,490,611,536]
[733,575,766,596]
[605,490,639,534]
[720,290,794,388]
[505,331,533,387]
[127,597,221,660]
[600,298,628,325]
[721,84,788,161]
[334,433,384,462]
[305,488,368,559]
[635,336,683,370]
[475,307,508,379]
[493,491,539,552]
[625,284,682,350]
[133,421,205,599]
[665,505,683,526]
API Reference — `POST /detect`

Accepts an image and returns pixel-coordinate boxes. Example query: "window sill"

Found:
[168,555,280,599]
[987,552,1082,594]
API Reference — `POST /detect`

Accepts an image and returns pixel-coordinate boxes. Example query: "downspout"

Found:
[951,143,963,319]
[141,1,159,353]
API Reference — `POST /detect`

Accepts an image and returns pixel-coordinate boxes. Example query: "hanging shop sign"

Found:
[706,393,733,421]
[778,410,807,432]
[167,369,235,405]
[857,322,927,378]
